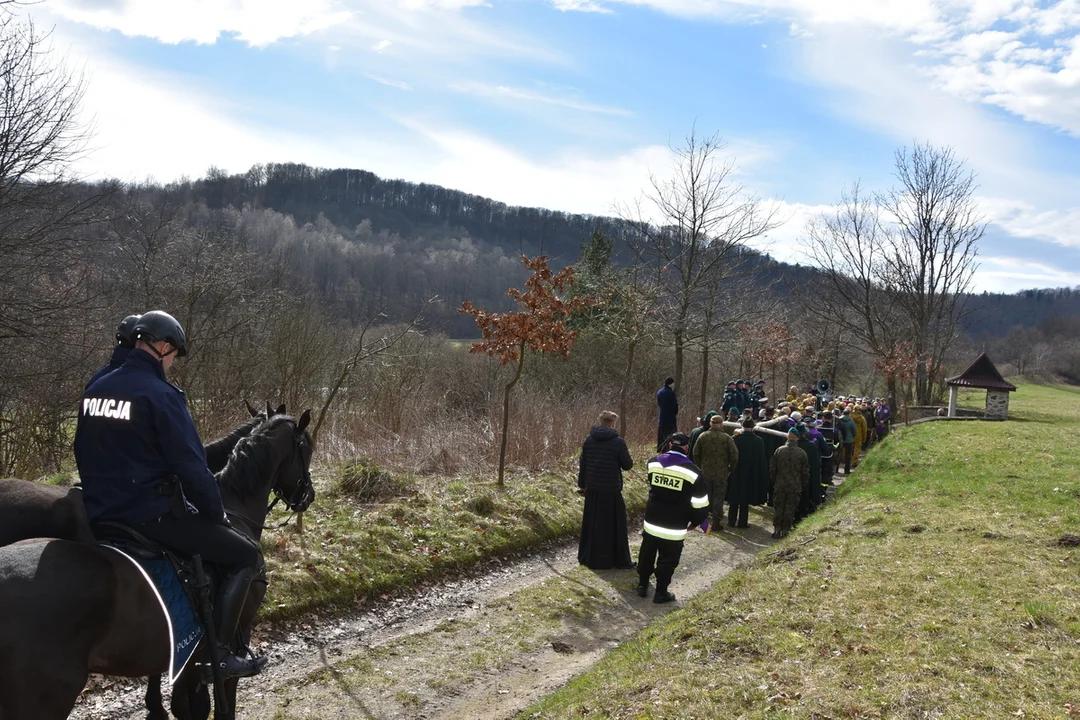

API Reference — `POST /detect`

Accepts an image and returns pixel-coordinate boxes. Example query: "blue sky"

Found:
[28,0,1080,293]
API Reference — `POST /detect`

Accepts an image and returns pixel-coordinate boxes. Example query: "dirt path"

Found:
[72,509,778,720]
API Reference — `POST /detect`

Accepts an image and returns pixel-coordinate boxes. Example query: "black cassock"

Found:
[579,489,633,569]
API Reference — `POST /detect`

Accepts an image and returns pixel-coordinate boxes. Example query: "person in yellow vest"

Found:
[786,385,799,403]
[851,404,867,465]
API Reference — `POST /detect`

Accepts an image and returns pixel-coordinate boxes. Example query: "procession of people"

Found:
[578,377,893,598]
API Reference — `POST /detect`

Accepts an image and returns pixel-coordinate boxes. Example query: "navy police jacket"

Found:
[74,349,225,525]
[85,345,132,390]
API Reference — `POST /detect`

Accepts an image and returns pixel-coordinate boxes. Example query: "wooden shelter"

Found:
[945,353,1017,420]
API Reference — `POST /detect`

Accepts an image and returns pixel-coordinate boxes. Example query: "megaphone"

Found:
[817,379,831,394]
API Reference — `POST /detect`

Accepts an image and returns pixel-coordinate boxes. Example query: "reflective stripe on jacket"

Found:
[642,451,709,541]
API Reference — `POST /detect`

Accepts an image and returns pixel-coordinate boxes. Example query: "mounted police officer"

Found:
[74,310,267,679]
[86,314,141,389]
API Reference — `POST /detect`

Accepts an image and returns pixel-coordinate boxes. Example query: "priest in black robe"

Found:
[578,411,635,569]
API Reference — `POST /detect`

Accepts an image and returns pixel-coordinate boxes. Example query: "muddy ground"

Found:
[72,508,779,720]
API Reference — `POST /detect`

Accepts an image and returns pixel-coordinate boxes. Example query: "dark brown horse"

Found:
[0,403,277,548]
[0,412,314,720]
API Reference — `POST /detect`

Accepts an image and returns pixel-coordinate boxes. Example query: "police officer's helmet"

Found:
[663,432,691,454]
[134,311,187,357]
[115,314,141,348]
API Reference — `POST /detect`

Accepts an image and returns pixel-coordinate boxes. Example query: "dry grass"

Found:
[523,381,1080,719]
[259,457,652,623]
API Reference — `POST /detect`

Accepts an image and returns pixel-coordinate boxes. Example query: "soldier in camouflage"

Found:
[691,414,739,530]
[769,426,810,539]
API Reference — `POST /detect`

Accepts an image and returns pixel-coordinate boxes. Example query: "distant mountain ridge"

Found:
[189,162,1080,338]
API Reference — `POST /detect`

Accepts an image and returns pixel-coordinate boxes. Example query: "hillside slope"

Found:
[525,381,1080,719]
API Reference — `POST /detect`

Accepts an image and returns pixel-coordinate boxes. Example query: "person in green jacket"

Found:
[692,414,739,530]
[836,407,858,474]
[770,426,809,539]
[688,410,718,457]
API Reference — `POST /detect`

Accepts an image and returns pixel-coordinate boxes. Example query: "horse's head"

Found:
[217,410,316,521]
[271,409,315,513]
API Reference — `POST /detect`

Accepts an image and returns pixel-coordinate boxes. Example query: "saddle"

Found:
[92,521,209,683]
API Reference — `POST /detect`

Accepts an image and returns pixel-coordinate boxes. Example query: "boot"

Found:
[653,588,676,604]
[210,568,267,679]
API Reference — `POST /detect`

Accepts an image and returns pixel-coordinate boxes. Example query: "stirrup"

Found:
[200,650,267,682]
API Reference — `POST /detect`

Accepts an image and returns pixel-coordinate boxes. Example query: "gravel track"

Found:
[71,511,781,720]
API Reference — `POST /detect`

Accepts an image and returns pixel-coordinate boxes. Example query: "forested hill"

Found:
[178,162,1077,338]
[197,162,631,263]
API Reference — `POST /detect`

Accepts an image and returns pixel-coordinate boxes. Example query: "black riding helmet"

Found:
[134,311,187,357]
[115,314,141,348]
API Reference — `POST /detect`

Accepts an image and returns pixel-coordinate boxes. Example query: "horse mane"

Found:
[216,415,294,499]
[204,415,263,467]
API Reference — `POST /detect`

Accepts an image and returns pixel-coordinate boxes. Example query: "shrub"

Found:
[464,493,496,516]
[335,457,413,501]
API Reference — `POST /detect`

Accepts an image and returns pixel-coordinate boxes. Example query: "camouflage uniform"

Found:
[770,439,809,536]
[692,428,739,526]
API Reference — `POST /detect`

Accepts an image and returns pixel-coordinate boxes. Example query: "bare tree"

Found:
[879,143,983,404]
[805,143,982,407]
[620,130,781,395]
[804,182,908,403]
[0,11,111,342]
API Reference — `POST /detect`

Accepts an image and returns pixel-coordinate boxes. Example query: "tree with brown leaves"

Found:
[461,255,595,487]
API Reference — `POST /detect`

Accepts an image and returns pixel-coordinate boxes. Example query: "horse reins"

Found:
[226,424,314,532]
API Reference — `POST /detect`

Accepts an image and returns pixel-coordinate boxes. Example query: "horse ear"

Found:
[297,409,311,432]
[244,399,259,418]
[276,404,286,416]
[266,401,274,418]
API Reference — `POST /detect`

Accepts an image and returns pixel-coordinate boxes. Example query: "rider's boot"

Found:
[211,568,267,679]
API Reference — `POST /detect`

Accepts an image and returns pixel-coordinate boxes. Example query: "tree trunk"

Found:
[698,343,710,418]
[497,347,526,488]
[915,361,929,406]
[771,365,776,407]
[674,328,684,395]
[618,338,637,443]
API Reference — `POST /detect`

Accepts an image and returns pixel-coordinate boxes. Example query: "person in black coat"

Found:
[578,411,635,570]
[727,418,770,527]
[656,377,679,451]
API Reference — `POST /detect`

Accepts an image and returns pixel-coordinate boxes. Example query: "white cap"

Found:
[791,411,802,422]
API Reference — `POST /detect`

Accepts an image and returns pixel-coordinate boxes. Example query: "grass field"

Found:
[260,456,651,623]
[522,381,1080,719]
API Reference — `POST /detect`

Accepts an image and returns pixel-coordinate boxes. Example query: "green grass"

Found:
[521,381,1080,719]
[260,457,650,623]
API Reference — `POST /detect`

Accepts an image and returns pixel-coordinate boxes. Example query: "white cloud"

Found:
[973,256,1080,292]
[978,195,1080,249]
[552,0,612,11]
[373,39,393,52]
[366,74,413,90]
[449,81,633,116]
[393,117,673,216]
[47,0,353,46]
[571,1,1080,137]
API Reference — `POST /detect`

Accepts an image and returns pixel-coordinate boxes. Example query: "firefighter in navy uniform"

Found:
[74,310,267,680]
[635,432,710,604]
[85,314,141,390]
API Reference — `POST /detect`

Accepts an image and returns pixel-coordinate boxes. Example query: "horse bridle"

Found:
[228,422,314,532]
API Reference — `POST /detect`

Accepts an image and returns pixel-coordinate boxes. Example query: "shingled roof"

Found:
[945,353,1017,392]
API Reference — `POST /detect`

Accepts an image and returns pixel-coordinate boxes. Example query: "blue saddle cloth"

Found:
[100,544,204,683]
